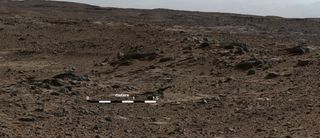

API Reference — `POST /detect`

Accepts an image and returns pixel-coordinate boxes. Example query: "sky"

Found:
[54,0,320,18]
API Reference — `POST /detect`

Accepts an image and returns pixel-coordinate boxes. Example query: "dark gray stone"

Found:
[247,69,256,75]
[265,72,280,79]
[285,46,310,55]
[297,59,311,66]
[236,58,264,70]
[18,116,36,122]
[199,42,210,48]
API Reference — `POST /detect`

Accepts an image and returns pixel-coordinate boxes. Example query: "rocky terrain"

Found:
[1,0,320,137]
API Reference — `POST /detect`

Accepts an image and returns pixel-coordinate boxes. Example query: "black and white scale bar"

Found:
[87,100,157,104]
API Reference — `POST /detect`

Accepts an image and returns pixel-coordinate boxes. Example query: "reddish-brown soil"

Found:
[1,0,320,137]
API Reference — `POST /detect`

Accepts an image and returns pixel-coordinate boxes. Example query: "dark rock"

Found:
[236,62,254,70]
[53,73,78,80]
[53,73,90,81]
[234,47,246,54]
[110,52,157,66]
[122,52,158,61]
[105,117,112,122]
[59,88,69,93]
[247,69,256,75]
[50,92,60,96]
[224,77,235,82]
[93,125,99,130]
[236,59,264,70]
[79,75,91,81]
[69,80,79,85]
[159,57,173,63]
[18,116,36,122]
[255,128,264,132]
[111,84,121,89]
[35,108,44,112]
[59,86,73,94]
[285,46,310,55]
[43,84,51,89]
[199,42,210,48]
[42,79,64,86]
[235,43,249,52]
[222,44,235,49]
[110,60,133,67]
[124,129,132,133]
[222,42,249,52]
[265,72,280,79]
[65,86,72,91]
[297,59,311,66]
[18,37,25,41]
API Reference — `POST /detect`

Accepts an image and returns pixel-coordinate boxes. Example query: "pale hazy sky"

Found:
[55,0,320,18]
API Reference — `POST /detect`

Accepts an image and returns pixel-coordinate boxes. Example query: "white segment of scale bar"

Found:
[99,101,111,103]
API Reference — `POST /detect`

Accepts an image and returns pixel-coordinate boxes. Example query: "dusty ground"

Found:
[1,0,320,137]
